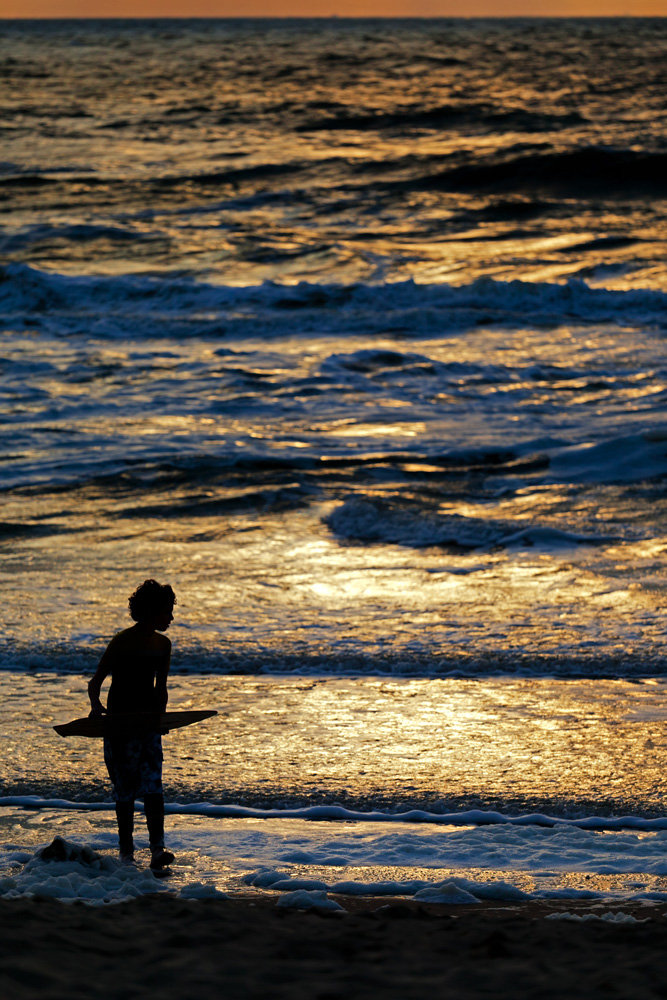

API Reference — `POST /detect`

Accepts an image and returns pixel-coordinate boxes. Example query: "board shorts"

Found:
[103,733,163,803]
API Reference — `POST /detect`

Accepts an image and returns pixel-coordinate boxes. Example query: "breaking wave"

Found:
[2,264,667,340]
[324,496,616,550]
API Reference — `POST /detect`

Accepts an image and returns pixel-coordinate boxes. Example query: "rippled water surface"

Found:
[3,18,667,288]
[1,19,667,679]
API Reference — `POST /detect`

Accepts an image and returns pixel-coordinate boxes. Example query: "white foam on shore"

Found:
[0,837,168,904]
[2,835,661,908]
[3,796,667,833]
[275,889,344,911]
[4,808,667,905]
[0,837,225,905]
[545,911,649,923]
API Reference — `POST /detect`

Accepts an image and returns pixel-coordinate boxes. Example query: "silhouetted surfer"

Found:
[88,580,176,870]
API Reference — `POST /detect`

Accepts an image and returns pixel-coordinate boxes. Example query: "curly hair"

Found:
[128,579,176,623]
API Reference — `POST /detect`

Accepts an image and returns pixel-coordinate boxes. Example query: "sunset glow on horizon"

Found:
[3,3,667,18]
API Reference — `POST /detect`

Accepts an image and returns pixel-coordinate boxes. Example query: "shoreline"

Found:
[3,895,667,999]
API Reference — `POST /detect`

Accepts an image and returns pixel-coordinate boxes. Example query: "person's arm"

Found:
[155,638,171,713]
[88,639,118,716]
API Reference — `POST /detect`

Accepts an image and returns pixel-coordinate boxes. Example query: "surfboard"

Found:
[53,710,217,739]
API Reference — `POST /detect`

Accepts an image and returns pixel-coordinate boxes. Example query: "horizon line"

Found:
[2,13,666,18]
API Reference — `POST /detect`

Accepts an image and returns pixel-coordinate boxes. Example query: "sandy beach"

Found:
[3,895,667,1000]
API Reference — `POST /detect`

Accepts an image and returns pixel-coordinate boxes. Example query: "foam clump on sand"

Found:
[453,878,529,901]
[243,870,432,896]
[179,883,228,900]
[0,837,229,906]
[0,836,165,905]
[275,890,344,911]
[243,869,290,888]
[545,911,649,924]
[243,868,530,903]
[414,884,479,904]
[270,877,329,891]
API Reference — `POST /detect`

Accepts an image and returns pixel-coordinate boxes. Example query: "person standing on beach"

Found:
[88,579,176,870]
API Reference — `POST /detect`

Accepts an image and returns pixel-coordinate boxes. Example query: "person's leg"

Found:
[139,734,173,868]
[143,792,164,850]
[115,800,135,860]
[105,736,136,861]
[144,792,175,868]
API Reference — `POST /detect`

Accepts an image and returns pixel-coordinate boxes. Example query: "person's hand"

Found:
[88,706,105,719]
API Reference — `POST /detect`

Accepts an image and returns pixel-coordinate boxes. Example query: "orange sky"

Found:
[3,2,666,17]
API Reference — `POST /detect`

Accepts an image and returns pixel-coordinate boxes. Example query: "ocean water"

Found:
[2,18,667,903]
[2,18,667,675]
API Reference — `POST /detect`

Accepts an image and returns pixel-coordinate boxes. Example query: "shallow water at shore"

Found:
[3,672,667,817]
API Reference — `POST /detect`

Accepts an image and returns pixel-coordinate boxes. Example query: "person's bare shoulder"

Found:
[110,627,137,646]
[153,633,171,665]
[146,632,171,654]
[104,627,138,654]
[96,627,135,669]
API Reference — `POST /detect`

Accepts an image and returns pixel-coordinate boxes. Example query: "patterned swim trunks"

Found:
[103,733,163,803]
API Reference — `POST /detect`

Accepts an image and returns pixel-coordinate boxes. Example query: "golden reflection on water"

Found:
[2,320,666,672]
[328,423,426,438]
[0,494,662,672]
[5,673,667,817]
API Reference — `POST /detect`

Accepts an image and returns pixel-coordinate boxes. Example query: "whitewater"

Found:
[5,808,667,907]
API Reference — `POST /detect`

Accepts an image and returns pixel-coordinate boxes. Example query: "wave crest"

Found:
[2,264,666,340]
[323,496,615,550]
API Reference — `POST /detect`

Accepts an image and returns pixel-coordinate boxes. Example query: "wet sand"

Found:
[3,895,667,999]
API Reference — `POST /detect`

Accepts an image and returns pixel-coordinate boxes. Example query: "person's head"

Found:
[128,579,176,631]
